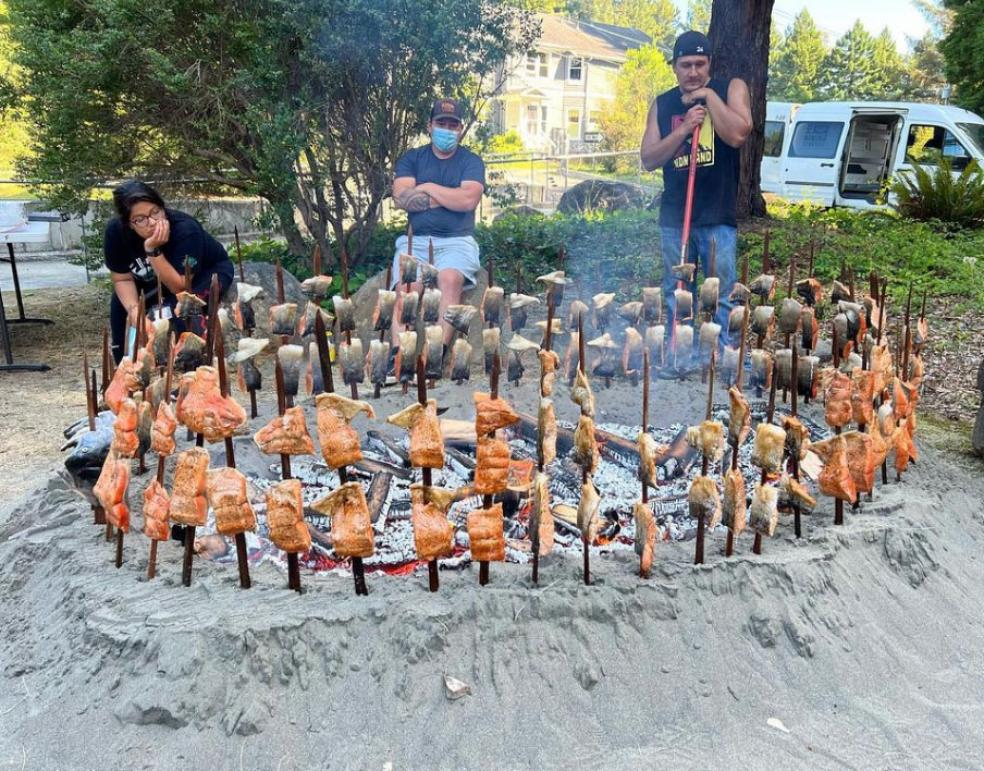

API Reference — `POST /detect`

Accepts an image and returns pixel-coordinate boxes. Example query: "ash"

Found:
[200,402,826,577]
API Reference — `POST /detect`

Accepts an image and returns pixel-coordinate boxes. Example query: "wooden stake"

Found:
[275,360,301,593]
[415,355,439,592]
[791,333,801,539]
[101,327,111,397]
[234,226,245,282]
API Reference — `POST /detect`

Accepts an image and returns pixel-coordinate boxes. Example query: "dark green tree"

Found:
[871,28,909,99]
[817,21,882,100]
[3,0,537,264]
[768,10,826,102]
[941,0,984,114]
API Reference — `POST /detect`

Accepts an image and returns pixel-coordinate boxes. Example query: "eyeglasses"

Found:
[131,206,163,227]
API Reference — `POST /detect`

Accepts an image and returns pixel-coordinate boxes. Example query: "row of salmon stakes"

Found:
[83,245,926,592]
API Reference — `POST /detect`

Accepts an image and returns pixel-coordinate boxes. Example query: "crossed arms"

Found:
[393,176,484,213]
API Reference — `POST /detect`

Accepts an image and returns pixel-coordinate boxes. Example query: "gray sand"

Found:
[1,361,983,770]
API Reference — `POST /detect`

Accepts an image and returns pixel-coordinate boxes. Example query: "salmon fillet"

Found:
[254,406,315,456]
[151,401,178,456]
[169,447,210,526]
[474,393,520,435]
[207,467,257,535]
[113,398,140,458]
[265,478,310,553]
[312,482,374,558]
[633,501,657,577]
[723,468,747,534]
[142,479,170,541]
[180,366,247,442]
[474,436,510,495]
[94,450,130,533]
[386,400,444,469]
[467,503,506,562]
[315,393,375,469]
[409,484,456,561]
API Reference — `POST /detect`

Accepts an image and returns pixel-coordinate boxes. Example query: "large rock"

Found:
[557,180,649,214]
[973,358,984,457]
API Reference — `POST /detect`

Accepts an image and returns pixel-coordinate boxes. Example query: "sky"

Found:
[673,0,930,51]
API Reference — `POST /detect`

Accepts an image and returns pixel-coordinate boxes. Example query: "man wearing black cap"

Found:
[391,97,486,345]
[641,30,752,346]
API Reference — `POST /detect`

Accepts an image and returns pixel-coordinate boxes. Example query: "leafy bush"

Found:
[889,157,984,228]
[484,130,525,156]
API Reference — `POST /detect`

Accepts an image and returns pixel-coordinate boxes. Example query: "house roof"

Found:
[535,14,651,62]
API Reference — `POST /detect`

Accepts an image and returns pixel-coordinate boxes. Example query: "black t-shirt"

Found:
[103,209,234,300]
[394,144,485,237]
[656,78,741,229]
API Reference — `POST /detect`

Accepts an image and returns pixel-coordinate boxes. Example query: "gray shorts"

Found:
[391,235,481,288]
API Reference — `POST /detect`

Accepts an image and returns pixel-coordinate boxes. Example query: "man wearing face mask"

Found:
[640,30,752,347]
[391,98,485,345]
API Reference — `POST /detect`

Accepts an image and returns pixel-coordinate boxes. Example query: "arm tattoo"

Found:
[396,189,432,212]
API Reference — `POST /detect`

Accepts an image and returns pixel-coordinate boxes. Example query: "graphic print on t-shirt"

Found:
[671,112,715,170]
[129,255,155,285]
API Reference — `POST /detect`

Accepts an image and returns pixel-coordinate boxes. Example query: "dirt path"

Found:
[0,284,110,511]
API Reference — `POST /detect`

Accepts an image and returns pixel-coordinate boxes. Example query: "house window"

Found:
[540,106,548,135]
[788,121,844,159]
[526,104,539,135]
[567,109,581,139]
[526,52,548,78]
[568,57,583,81]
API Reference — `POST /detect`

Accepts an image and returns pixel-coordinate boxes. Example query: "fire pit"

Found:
[193,402,828,577]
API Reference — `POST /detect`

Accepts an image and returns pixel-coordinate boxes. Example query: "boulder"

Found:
[222,260,308,345]
[557,180,649,214]
[974,358,984,457]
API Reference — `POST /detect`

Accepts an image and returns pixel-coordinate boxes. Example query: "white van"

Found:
[760,101,984,208]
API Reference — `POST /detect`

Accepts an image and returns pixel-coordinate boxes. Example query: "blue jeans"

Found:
[661,224,738,347]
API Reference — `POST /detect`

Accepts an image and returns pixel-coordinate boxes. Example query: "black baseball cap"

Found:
[673,30,711,62]
[430,98,463,123]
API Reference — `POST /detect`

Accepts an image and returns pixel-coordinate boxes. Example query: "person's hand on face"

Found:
[681,88,709,107]
[144,215,170,252]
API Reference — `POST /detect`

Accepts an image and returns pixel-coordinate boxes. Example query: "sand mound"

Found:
[2,380,983,769]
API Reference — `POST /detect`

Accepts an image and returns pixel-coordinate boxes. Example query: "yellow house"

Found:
[489,15,651,154]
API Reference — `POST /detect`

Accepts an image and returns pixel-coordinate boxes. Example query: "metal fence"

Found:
[479,149,662,216]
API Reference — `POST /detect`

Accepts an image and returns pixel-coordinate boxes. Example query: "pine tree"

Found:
[941,0,984,114]
[768,9,826,102]
[871,28,909,99]
[613,0,678,52]
[817,21,881,100]
[685,0,711,33]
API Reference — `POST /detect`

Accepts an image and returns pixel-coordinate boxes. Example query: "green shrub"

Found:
[485,130,525,156]
[889,157,984,228]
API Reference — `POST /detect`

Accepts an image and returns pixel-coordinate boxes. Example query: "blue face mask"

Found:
[432,126,459,153]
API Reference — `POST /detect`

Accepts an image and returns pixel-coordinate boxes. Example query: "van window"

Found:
[957,123,984,160]
[763,120,784,157]
[788,121,843,159]
[906,124,972,170]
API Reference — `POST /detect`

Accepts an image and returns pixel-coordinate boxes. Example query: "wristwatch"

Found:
[145,247,163,258]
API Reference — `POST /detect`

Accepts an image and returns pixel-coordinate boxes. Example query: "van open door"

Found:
[761,102,796,195]
[836,107,907,207]
[781,118,846,205]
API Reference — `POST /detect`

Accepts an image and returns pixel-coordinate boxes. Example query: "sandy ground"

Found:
[1,279,984,769]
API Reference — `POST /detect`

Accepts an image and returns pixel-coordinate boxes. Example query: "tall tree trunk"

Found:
[709,0,775,219]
